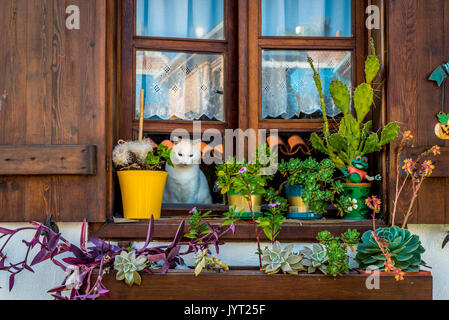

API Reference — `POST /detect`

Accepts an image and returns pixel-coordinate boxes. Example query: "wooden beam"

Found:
[0,145,97,175]
[89,218,384,242]
[100,269,432,300]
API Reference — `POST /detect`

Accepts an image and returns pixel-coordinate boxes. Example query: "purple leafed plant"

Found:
[0,212,236,300]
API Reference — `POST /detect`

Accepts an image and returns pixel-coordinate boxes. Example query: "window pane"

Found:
[262,0,352,37]
[136,51,225,121]
[136,0,224,39]
[261,50,352,120]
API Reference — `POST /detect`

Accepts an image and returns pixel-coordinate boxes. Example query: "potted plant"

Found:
[112,139,173,220]
[216,145,274,220]
[354,132,440,277]
[279,157,347,220]
[307,39,400,220]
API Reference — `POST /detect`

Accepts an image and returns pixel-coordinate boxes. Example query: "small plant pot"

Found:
[117,170,168,220]
[343,182,372,220]
[284,184,321,220]
[227,190,263,220]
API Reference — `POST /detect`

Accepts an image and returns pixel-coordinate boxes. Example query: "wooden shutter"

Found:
[388,0,449,224]
[0,0,107,222]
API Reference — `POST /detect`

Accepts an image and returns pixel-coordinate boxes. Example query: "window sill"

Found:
[89,218,385,242]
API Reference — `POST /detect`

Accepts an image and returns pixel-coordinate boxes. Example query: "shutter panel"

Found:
[388,0,449,224]
[0,0,107,222]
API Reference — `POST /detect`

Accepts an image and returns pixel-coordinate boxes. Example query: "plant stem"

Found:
[402,178,424,229]
[246,187,262,268]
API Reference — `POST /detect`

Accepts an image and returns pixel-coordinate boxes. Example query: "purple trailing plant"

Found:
[0,208,237,300]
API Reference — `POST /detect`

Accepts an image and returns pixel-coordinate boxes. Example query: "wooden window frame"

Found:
[119,0,238,140]
[247,0,367,132]
[103,0,385,240]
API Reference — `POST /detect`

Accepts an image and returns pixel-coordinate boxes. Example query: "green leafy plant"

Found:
[216,145,275,194]
[299,244,328,274]
[317,229,360,277]
[257,188,288,243]
[112,140,173,171]
[356,226,426,272]
[308,39,399,170]
[185,207,212,240]
[278,158,308,186]
[299,158,346,215]
[114,250,148,287]
[261,242,304,275]
[194,248,229,276]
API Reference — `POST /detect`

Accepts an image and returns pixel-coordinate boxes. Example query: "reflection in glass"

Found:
[136,51,225,121]
[262,50,352,120]
[136,0,224,39]
[262,0,352,37]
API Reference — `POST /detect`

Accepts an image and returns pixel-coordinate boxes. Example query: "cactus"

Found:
[308,39,399,169]
[300,244,328,274]
[356,226,426,272]
[261,242,305,275]
[114,250,148,286]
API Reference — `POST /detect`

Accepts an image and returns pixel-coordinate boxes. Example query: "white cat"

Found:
[163,137,213,204]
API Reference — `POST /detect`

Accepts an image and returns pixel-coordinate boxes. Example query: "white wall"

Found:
[0,222,447,300]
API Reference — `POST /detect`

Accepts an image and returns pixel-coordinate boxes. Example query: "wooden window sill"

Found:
[99,268,432,300]
[89,217,385,242]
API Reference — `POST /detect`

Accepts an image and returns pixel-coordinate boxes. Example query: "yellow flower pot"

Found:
[117,170,168,220]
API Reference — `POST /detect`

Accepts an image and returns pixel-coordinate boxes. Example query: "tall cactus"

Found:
[308,39,399,169]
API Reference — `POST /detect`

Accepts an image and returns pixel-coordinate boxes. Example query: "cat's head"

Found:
[171,137,202,167]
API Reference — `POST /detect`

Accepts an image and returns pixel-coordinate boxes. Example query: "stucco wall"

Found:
[0,223,447,300]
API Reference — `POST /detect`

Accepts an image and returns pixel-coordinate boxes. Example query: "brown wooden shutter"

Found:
[0,0,107,222]
[388,0,449,224]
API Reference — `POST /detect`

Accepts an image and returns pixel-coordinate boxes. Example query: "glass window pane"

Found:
[136,0,224,39]
[261,50,352,120]
[136,51,225,121]
[262,0,352,37]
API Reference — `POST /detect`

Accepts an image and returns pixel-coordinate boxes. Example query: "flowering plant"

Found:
[0,207,238,299]
[391,131,441,228]
[257,188,288,243]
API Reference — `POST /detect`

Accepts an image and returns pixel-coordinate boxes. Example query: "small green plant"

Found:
[278,158,307,186]
[356,226,426,273]
[257,188,288,243]
[185,207,212,240]
[261,242,304,275]
[194,249,229,276]
[299,244,328,274]
[316,229,360,277]
[307,39,399,170]
[112,140,173,171]
[114,250,148,286]
[216,145,275,195]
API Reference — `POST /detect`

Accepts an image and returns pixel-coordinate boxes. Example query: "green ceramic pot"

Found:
[342,183,371,220]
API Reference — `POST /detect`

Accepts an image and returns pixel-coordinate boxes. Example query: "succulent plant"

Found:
[114,250,148,286]
[356,226,426,272]
[300,244,328,274]
[261,242,304,275]
[194,249,229,276]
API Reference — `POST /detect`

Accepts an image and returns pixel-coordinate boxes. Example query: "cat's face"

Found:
[171,138,202,166]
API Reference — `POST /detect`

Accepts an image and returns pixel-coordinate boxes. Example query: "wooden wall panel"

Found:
[388,0,449,225]
[0,0,107,222]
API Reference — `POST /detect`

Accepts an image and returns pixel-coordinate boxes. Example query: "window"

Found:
[120,0,238,140]
[119,0,368,212]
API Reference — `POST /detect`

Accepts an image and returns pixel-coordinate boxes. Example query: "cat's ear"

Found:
[172,136,181,145]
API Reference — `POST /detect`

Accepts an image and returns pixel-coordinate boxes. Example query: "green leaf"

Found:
[379,122,400,147]
[329,80,350,114]
[328,133,348,153]
[437,113,449,125]
[362,133,381,155]
[353,83,373,124]
[365,55,380,84]
[310,133,328,155]
[339,114,360,158]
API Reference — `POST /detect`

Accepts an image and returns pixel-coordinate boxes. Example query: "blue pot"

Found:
[284,184,321,220]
